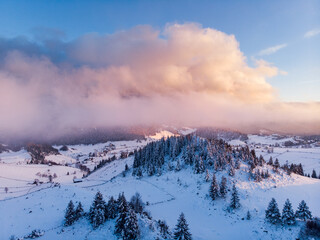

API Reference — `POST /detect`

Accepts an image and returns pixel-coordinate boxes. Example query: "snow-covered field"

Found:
[255,147,320,175]
[228,134,320,175]
[1,158,319,240]
[0,132,319,239]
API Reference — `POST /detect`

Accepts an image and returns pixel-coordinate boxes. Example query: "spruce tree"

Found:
[115,193,129,237]
[273,159,280,172]
[229,184,240,210]
[219,176,227,198]
[158,220,171,239]
[209,174,220,201]
[282,199,296,225]
[295,200,312,221]
[175,159,181,172]
[246,210,251,220]
[123,209,140,240]
[106,196,118,219]
[173,213,192,240]
[205,169,210,182]
[92,208,105,229]
[64,200,76,226]
[311,169,317,178]
[265,198,281,224]
[74,202,84,221]
[228,165,235,177]
[88,192,107,227]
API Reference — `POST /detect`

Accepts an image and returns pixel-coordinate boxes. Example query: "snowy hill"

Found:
[0,133,319,239]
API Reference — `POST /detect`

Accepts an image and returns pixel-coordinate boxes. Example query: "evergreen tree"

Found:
[273,159,280,172]
[64,200,76,226]
[205,169,210,182]
[228,165,235,177]
[209,174,220,201]
[282,199,296,225]
[88,192,107,227]
[92,208,105,229]
[311,169,317,178]
[246,210,251,220]
[106,196,118,219]
[265,198,281,224]
[219,176,227,198]
[255,169,262,182]
[173,213,192,240]
[295,200,312,221]
[115,193,129,237]
[175,159,181,172]
[123,209,140,240]
[158,220,171,239]
[74,202,84,221]
[229,184,240,210]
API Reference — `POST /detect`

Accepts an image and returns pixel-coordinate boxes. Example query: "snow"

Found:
[255,147,320,175]
[0,133,319,239]
[45,154,76,165]
[178,127,197,135]
[0,149,31,164]
[247,134,297,146]
[0,163,84,200]
[228,139,246,146]
[148,130,176,140]
[1,153,319,240]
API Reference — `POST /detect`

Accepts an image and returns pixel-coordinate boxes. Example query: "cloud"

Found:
[304,28,320,38]
[258,43,287,56]
[0,23,319,139]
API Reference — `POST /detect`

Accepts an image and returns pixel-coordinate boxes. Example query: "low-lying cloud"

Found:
[0,23,319,139]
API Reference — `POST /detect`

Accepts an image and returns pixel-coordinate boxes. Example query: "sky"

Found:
[0,0,319,102]
[0,0,319,137]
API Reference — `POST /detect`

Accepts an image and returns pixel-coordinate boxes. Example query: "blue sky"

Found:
[0,0,319,102]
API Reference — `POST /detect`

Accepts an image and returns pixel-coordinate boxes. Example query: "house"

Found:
[73,178,83,183]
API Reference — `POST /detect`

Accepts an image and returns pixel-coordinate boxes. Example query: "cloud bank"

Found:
[0,23,319,139]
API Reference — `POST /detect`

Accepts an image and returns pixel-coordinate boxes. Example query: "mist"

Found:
[0,23,319,140]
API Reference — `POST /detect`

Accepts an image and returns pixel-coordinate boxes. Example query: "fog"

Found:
[0,23,319,140]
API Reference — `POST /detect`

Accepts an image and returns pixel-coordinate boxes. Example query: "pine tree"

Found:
[173,213,192,240]
[92,208,105,229]
[246,210,251,220]
[282,199,296,225]
[123,209,140,240]
[255,169,262,182]
[273,159,280,172]
[228,165,235,177]
[265,198,281,224]
[106,196,118,219]
[311,169,317,178]
[229,184,240,210]
[158,220,171,239]
[219,176,227,198]
[175,159,181,172]
[295,200,312,221]
[74,202,84,221]
[209,174,220,201]
[115,193,129,237]
[205,169,210,182]
[64,200,76,226]
[88,192,107,227]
